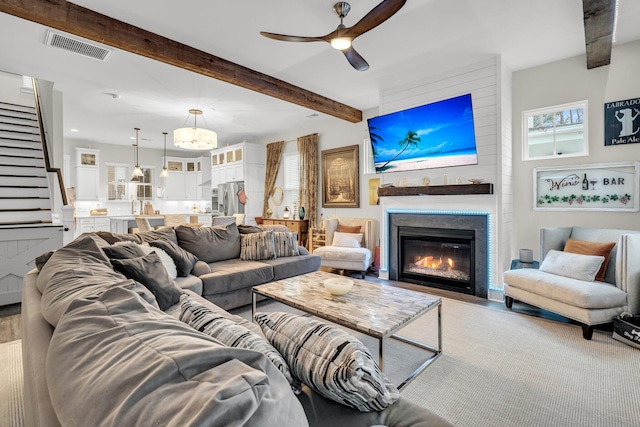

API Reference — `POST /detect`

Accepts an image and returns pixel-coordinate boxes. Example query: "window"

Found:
[523,101,588,160]
[106,164,128,200]
[135,167,154,200]
[283,153,300,211]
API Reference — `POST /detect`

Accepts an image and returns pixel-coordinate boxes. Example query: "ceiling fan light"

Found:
[330,37,351,50]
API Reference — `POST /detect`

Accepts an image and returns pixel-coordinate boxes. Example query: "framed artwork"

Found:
[604,97,640,146]
[369,178,381,205]
[533,161,639,211]
[322,144,360,208]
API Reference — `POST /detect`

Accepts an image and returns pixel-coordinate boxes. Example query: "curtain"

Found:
[263,141,285,218]
[297,133,319,227]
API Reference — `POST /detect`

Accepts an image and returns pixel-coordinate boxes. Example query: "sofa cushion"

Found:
[110,242,178,280]
[259,255,322,281]
[38,234,134,327]
[175,224,241,263]
[539,250,604,282]
[503,268,628,309]
[563,238,616,282]
[102,243,147,259]
[240,230,276,261]
[96,227,178,245]
[46,287,308,427]
[273,232,299,257]
[173,274,203,295]
[179,295,300,392]
[200,259,274,297]
[254,311,399,412]
[149,239,198,277]
[110,252,183,311]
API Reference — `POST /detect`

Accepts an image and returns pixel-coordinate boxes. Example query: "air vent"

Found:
[44,30,114,61]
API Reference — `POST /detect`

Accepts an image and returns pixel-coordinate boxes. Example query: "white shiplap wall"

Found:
[378,57,511,296]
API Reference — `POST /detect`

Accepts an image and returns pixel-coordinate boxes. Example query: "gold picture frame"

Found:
[321,144,360,208]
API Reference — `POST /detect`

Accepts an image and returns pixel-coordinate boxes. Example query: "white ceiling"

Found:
[1,0,639,151]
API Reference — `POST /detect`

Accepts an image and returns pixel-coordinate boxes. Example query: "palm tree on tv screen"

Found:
[379,130,421,170]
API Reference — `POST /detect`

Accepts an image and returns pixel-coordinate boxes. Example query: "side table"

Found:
[510,259,540,270]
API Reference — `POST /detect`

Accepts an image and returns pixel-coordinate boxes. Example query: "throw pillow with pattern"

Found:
[240,230,276,261]
[254,311,399,412]
[179,295,300,392]
[273,232,299,257]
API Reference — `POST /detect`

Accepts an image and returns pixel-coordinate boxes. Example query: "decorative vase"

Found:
[298,206,305,220]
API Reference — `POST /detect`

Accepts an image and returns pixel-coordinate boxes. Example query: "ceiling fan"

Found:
[260,0,406,71]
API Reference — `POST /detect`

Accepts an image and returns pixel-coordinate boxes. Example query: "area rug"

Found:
[0,339,23,427]
[240,297,640,427]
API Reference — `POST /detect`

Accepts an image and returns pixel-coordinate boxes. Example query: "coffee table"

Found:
[252,271,442,390]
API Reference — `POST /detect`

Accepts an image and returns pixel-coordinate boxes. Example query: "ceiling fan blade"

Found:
[343,0,407,39]
[260,31,324,43]
[343,46,369,71]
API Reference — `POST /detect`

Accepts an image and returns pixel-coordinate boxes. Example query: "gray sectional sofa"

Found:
[22,226,452,427]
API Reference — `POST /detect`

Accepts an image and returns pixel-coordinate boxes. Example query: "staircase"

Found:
[0,99,64,306]
[0,102,52,226]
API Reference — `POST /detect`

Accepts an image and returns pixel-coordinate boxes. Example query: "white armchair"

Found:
[503,226,640,339]
[313,217,376,279]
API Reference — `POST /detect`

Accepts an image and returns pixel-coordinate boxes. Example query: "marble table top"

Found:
[253,271,441,338]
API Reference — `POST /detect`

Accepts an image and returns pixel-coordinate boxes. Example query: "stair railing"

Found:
[31,77,68,206]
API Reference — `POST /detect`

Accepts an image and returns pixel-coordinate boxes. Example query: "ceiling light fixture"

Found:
[131,127,144,178]
[330,37,351,50]
[160,132,169,178]
[173,109,217,150]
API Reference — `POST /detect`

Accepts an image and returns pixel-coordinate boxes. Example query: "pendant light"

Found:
[160,132,169,178]
[173,109,217,150]
[131,127,143,178]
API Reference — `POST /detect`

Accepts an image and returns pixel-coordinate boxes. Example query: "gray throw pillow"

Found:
[240,230,276,261]
[96,227,178,245]
[254,311,400,412]
[179,295,300,392]
[539,249,604,282]
[102,243,147,259]
[149,239,198,277]
[175,224,241,262]
[110,252,183,310]
[273,232,299,257]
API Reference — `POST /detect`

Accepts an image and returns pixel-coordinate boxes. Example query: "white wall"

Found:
[512,39,640,260]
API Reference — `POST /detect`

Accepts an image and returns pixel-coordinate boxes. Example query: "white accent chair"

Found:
[503,226,640,340]
[313,218,376,279]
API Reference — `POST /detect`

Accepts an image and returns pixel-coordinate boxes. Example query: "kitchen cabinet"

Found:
[74,148,100,200]
[210,142,265,225]
[162,157,206,200]
[75,216,110,237]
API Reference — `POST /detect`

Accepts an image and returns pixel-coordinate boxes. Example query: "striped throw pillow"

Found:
[273,232,299,257]
[254,311,399,412]
[179,295,300,392]
[240,230,276,261]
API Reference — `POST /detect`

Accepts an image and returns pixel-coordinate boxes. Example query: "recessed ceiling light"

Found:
[307,113,319,118]
[70,128,79,132]
[105,93,122,99]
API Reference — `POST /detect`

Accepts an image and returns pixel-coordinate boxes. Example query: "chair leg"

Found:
[361,271,366,279]
[505,296,513,309]
[581,324,594,340]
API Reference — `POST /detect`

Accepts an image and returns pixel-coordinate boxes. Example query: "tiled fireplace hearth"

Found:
[385,210,491,298]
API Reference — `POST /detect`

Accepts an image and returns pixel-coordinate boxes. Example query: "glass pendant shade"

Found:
[131,127,143,178]
[173,109,217,150]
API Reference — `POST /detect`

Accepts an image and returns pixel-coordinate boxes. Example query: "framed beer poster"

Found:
[534,162,639,211]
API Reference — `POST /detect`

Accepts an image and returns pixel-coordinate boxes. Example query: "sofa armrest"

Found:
[539,227,573,261]
[616,233,640,314]
[298,246,310,256]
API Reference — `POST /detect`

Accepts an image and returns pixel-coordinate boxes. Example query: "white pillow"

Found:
[114,241,178,279]
[332,231,363,248]
[539,249,604,282]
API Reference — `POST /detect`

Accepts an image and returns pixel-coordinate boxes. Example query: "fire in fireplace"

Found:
[399,227,475,294]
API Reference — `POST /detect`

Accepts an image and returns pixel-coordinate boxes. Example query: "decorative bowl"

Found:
[468,179,484,184]
[323,278,354,296]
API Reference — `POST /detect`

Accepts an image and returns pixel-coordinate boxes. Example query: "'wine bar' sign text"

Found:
[534,162,639,211]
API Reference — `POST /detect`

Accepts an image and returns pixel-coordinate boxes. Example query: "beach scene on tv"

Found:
[368,93,478,173]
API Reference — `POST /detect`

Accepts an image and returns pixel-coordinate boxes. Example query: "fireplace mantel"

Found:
[378,183,493,197]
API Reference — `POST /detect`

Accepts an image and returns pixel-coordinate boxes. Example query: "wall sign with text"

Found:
[534,162,639,211]
[605,97,640,146]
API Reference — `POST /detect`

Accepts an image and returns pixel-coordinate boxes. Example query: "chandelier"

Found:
[173,109,217,150]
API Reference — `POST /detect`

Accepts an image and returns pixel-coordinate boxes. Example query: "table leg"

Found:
[378,336,385,372]
[251,291,257,323]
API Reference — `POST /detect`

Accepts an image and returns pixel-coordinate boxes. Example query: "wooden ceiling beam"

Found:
[582,0,617,69]
[0,0,363,123]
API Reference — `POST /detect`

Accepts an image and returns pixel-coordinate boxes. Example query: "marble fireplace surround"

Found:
[384,210,491,299]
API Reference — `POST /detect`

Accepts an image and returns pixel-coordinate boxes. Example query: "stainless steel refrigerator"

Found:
[218,181,245,216]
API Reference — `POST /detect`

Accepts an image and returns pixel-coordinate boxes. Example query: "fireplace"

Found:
[387,211,489,298]
[399,227,475,294]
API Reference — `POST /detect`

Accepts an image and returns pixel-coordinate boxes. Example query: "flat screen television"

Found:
[367,93,478,174]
